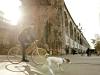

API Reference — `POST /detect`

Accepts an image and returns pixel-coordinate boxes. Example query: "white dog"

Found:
[46,57,71,75]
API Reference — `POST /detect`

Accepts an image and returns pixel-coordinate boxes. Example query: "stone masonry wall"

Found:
[21,0,65,55]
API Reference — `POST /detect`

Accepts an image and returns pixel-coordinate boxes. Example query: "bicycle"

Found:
[7,40,48,65]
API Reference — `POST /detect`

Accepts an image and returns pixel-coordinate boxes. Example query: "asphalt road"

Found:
[0,55,100,75]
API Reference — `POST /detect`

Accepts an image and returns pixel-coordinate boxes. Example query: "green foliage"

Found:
[95,41,100,51]
[91,39,96,44]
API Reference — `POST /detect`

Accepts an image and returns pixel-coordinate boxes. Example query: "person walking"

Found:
[86,48,91,56]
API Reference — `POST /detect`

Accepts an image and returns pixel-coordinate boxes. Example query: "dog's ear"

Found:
[64,58,70,63]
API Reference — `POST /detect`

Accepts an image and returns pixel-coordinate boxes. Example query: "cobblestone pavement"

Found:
[0,55,100,75]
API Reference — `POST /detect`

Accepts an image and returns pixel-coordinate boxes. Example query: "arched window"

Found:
[74,28,76,41]
[77,32,80,43]
[76,32,79,42]
[79,35,81,44]
[70,21,73,39]
[64,11,68,33]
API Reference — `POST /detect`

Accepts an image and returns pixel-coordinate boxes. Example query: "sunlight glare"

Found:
[0,0,22,25]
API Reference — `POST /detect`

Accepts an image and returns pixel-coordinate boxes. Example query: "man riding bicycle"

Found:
[18,25,35,62]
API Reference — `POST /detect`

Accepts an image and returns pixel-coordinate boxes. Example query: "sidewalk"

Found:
[0,55,46,75]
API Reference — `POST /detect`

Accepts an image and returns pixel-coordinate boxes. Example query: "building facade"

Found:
[0,11,19,54]
[64,5,90,54]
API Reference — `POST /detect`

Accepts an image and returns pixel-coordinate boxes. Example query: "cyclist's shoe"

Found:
[22,59,29,62]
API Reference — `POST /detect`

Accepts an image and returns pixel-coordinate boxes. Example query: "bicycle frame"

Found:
[7,40,47,65]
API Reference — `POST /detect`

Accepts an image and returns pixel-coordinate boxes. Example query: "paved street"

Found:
[0,55,100,75]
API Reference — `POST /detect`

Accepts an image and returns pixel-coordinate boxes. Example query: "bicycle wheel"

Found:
[31,48,47,65]
[8,47,22,64]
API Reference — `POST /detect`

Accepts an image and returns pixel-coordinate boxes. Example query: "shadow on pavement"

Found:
[5,63,45,75]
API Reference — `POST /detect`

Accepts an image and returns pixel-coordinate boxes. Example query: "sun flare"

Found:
[0,0,22,25]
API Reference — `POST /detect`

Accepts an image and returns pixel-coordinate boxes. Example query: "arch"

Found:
[69,21,73,39]
[64,11,68,33]
[74,27,76,41]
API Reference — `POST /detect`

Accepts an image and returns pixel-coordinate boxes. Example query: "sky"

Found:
[64,0,100,48]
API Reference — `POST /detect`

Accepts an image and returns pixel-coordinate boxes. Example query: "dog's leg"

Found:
[48,66,55,75]
[58,64,64,71]
[57,63,60,70]
[47,61,55,75]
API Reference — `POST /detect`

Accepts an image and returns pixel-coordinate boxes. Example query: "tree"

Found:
[91,39,96,49]
[95,41,100,55]
[91,39,96,44]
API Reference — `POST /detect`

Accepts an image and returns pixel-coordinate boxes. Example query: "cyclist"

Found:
[18,25,35,62]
